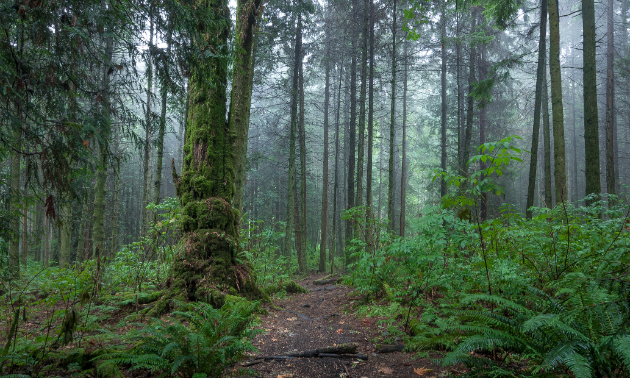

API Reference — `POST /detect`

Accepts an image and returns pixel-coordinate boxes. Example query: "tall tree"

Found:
[156,0,263,313]
[388,0,397,231]
[320,38,331,272]
[440,10,447,198]
[346,0,358,249]
[297,57,307,273]
[605,0,616,196]
[92,35,114,259]
[366,0,375,216]
[461,8,478,172]
[282,10,302,263]
[400,38,408,236]
[356,0,369,207]
[548,0,567,202]
[543,65,552,207]
[141,7,154,236]
[525,0,547,219]
[154,25,172,220]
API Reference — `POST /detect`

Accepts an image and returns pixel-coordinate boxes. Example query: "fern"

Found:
[439,279,630,378]
[97,300,261,378]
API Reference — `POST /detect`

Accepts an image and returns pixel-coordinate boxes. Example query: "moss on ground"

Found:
[262,280,308,296]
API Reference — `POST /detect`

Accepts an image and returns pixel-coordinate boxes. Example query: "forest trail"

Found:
[246,274,452,378]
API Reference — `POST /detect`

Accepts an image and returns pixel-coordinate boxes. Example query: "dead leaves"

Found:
[377,366,393,374]
[414,367,433,375]
[336,329,344,334]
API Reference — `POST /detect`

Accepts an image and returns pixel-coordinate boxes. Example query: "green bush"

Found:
[97,299,261,378]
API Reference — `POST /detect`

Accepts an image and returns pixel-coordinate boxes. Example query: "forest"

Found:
[1,0,629,375]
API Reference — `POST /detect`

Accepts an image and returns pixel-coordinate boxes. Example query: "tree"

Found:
[155,0,263,313]
[548,0,567,202]
[388,0,397,231]
[526,0,548,219]
[605,0,616,196]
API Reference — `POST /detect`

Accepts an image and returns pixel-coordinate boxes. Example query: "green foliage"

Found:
[347,138,630,377]
[97,300,261,378]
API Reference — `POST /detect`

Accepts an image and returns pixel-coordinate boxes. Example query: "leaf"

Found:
[378,367,393,374]
[336,329,344,334]
[414,367,433,375]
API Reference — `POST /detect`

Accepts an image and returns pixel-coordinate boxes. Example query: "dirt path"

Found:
[246,274,451,378]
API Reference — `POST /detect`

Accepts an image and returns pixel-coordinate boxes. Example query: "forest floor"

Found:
[246,273,456,378]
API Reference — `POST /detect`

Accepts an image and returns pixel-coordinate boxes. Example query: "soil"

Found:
[246,273,456,378]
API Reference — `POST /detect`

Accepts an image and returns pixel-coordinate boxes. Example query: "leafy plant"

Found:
[97,299,261,378]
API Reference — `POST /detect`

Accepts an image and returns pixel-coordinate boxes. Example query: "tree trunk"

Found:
[366,0,375,214]
[141,8,154,237]
[440,11,447,198]
[60,203,72,268]
[526,0,547,219]
[400,39,407,236]
[9,143,21,277]
[92,35,114,258]
[356,0,369,208]
[297,59,307,273]
[479,42,488,221]
[548,0,568,202]
[388,0,397,231]
[231,0,263,216]
[605,0,616,196]
[320,42,331,273]
[21,159,28,266]
[346,0,358,251]
[283,12,302,264]
[462,8,478,173]
[154,26,172,221]
[543,65,552,208]
[110,128,121,257]
[332,61,343,274]
[156,0,262,314]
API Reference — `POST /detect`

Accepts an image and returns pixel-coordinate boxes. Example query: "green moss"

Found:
[262,280,308,296]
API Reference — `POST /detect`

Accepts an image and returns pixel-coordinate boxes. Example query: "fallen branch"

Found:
[247,343,368,362]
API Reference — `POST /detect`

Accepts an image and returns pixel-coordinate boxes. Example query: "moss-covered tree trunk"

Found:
[542,66,552,208]
[462,8,477,174]
[582,0,600,199]
[356,0,368,208]
[319,36,331,273]
[156,0,263,314]
[231,0,263,216]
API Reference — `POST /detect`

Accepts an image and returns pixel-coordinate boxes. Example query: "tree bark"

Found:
[461,8,478,174]
[479,42,488,221]
[440,11,448,198]
[297,58,308,273]
[543,65,552,208]
[388,0,397,231]
[400,39,407,236]
[92,35,114,258]
[9,142,21,277]
[141,8,154,236]
[283,12,302,264]
[331,61,343,274]
[60,203,72,268]
[526,0,547,219]
[605,0,616,196]
[366,0,375,215]
[231,0,263,216]
[549,0,567,202]
[319,34,331,272]
[346,0,358,250]
[154,25,172,220]
[356,0,369,208]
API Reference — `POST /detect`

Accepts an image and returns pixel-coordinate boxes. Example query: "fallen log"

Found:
[248,343,367,362]
[313,277,340,285]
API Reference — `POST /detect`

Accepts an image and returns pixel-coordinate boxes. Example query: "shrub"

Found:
[97,299,261,378]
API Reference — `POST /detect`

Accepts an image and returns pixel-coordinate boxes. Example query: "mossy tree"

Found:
[155,0,264,314]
